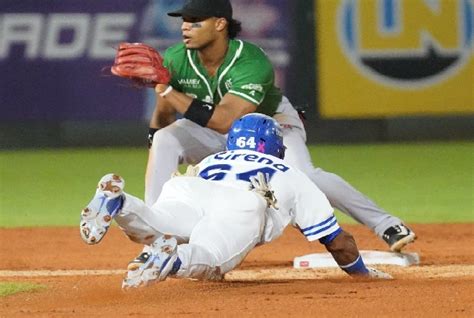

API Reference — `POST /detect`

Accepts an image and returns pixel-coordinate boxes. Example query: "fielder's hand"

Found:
[249,172,278,209]
[111,42,171,88]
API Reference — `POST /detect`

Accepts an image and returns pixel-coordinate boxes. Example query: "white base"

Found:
[294,250,420,269]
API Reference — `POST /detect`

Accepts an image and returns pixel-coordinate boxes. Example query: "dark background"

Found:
[0,0,472,149]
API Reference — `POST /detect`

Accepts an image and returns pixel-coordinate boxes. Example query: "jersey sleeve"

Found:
[290,171,341,242]
[227,47,275,106]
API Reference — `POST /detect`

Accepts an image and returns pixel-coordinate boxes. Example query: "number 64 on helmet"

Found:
[226,113,286,159]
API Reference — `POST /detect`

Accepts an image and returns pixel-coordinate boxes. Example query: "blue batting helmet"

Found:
[227,113,286,159]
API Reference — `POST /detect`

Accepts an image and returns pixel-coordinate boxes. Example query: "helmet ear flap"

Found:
[278,145,286,159]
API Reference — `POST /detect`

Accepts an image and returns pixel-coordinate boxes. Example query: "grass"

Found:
[0,282,46,297]
[307,141,474,224]
[0,147,148,227]
[0,142,472,227]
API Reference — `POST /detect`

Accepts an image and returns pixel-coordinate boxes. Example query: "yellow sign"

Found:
[316,0,474,118]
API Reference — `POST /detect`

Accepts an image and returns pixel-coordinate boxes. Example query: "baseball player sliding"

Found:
[80,114,391,288]
[110,0,416,253]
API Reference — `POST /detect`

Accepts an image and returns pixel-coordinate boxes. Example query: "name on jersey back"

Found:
[212,151,290,172]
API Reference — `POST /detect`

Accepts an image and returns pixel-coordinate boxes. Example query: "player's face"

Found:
[181,16,223,49]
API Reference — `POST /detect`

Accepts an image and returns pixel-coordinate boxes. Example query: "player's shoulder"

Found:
[228,40,273,80]
[164,43,187,59]
[233,40,270,62]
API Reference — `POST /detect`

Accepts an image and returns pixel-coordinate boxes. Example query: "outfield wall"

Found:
[0,0,472,149]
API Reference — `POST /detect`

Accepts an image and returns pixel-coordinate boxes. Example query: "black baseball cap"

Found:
[168,0,233,20]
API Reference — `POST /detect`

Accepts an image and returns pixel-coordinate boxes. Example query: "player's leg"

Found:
[80,173,198,245]
[116,191,202,244]
[123,180,266,287]
[283,127,400,231]
[274,98,415,251]
[121,177,218,288]
[173,183,267,280]
[122,177,208,270]
[145,118,227,205]
[282,126,415,250]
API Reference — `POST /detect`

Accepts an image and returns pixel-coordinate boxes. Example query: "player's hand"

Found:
[171,165,200,178]
[366,267,393,279]
[249,172,278,209]
[111,42,171,88]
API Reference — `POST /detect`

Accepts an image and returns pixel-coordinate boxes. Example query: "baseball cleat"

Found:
[382,224,417,252]
[127,248,152,271]
[80,174,125,245]
[122,236,181,289]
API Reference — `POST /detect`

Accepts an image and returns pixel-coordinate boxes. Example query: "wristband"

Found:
[339,254,369,276]
[319,228,342,245]
[183,99,215,127]
[148,128,159,148]
[159,85,173,97]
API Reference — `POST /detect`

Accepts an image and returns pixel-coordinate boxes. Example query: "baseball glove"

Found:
[249,172,278,209]
[111,42,171,88]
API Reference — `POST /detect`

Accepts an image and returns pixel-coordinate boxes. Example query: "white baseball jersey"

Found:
[115,149,340,280]
[196,149,339,244]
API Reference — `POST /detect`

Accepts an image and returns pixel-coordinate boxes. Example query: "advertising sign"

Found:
[0,0,292,122]
[0,0,149,121]
[317,0,474,118]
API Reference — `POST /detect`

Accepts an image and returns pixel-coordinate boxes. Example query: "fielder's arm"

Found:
[147,97,177,148]
[154,83,256,134]
[149,96,177,129]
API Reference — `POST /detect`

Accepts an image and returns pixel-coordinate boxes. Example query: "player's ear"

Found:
[215,17,228,32]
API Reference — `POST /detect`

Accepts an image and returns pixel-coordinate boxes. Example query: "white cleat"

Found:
[122,236,179,289]
[80,174,125,244]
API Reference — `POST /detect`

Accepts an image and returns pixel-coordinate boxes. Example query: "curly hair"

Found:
[228,19,242,39]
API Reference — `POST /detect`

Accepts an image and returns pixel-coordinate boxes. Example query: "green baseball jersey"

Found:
[163,39,282,116]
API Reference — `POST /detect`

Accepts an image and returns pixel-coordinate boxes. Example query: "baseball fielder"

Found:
[110,0,415,252]
[80,114,391,288]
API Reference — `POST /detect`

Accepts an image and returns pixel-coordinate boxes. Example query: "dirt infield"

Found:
[1,224,473,317]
